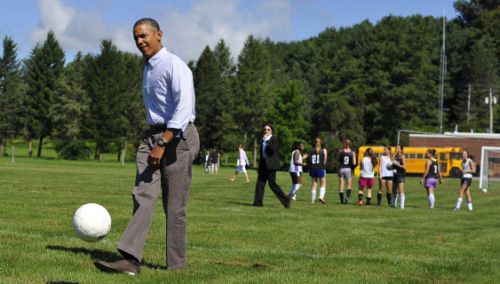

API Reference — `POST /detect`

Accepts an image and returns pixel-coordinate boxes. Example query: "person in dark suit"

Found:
[253,123,290,208]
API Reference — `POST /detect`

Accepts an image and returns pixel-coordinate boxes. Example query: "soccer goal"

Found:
[479,146,500,192]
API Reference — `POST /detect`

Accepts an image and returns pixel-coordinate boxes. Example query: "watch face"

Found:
[158,139,165,146]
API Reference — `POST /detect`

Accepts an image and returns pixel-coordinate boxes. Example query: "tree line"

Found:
[0,0,498,171]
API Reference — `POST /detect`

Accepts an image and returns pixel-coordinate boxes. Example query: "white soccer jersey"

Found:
[462,158,473,178]
[360,157,375,178]
[289,150,303,173]
[380,155,394,177]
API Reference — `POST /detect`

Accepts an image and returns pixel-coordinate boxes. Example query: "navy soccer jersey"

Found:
[426,159,439,179]
[338,151,354,169]
[309,148,326,170]
[394,154,406,176]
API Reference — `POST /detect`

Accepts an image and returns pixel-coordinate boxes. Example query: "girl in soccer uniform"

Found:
[420,149,442,209]
[338,139,356,204]
[358,148,377,206]
[454,150,476,211]
[391,145,406,209]
[377,146,394,206]
[288,141,305,201]
[228,144,250,182]
[309,137,328,203]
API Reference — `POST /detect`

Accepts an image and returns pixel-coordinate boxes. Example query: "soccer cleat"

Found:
[453,207,459,211]
[291,195,296,201]
[318,198,325,204]
[357,199,363,206]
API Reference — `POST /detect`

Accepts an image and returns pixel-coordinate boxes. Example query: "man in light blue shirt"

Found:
[95,18,199,275]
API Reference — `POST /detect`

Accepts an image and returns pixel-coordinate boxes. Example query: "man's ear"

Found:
[156,30,163,42]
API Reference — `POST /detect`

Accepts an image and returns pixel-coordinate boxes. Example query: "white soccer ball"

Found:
[72,203,111,242]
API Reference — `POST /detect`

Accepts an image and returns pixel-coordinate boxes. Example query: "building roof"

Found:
[410,132,500,139]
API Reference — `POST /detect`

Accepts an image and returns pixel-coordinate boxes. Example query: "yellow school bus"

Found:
[354,146,463,177]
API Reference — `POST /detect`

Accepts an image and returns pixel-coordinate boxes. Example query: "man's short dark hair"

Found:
[134,18,161,31]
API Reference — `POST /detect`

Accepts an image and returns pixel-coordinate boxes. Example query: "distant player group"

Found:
[230,135,476,211]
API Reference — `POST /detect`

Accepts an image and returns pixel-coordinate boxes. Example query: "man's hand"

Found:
[148,145,165,166]
[147,130,175,166]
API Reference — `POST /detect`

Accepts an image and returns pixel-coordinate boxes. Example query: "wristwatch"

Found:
[157,137,168,147]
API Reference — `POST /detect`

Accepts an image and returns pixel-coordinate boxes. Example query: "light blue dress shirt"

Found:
[142,47,196,131]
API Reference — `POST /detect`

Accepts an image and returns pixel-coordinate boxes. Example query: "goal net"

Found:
[479,146,500,192]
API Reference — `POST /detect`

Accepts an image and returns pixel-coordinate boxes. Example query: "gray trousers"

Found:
[118,123,199,270]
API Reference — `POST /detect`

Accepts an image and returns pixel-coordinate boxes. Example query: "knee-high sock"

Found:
[400,194,405,209]
[346,189,352,203]
[455,197,463,209]
[319,187,326,199]
[339,192,344,204]
[428,193,435,209]
[377,193,382,205]
[289,184,301,197]
[386,193,392,206]
[392,187,398,206]
[311,189,317,202]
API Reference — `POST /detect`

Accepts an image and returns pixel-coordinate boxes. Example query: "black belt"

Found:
[149,122,192,132]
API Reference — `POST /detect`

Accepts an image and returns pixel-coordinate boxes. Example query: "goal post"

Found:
[479,146,500,192]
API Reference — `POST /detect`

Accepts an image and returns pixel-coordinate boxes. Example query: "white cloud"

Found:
[158,0,292,60]
[31,0,292,61]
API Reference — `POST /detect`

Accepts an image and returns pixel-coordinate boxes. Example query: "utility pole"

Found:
[485,88,497,133]
[438,15,446,133]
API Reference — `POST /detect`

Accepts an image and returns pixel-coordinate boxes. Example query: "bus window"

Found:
[450,152,462,160]
[417,154,423,159]
[409,153,416,159]
[439,153,446,160]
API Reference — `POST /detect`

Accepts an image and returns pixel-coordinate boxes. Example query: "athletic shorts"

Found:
[359,177,374,189]
[235,165,247,173]
[461,178,472,186]
[393,175,405,184]
[382,176,393,181]
[309,168,326,178]
[338,167,352,179]
[289,172,301,178]
[425,178,437,189]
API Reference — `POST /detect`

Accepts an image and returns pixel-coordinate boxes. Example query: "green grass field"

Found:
[1,157,499,283]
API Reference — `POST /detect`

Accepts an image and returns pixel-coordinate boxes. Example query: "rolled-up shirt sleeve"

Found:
[166,60,196,131]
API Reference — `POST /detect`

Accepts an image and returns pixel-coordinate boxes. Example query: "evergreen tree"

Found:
[193,46,221,150]
[212,40,239,151]
[265,80,311,164]
[0,36,27,156]
[235,36,276,165]
[83,40,129,160]
[120,52,146,160]
[24,31,65,157]
[50,52,90,140]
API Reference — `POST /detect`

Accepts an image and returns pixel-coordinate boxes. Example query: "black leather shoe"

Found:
[284,197,291,209]
[94,258,141,276]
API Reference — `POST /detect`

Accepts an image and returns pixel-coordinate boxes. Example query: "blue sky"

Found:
[0,0,459,62]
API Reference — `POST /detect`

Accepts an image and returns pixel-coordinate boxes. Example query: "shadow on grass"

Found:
[227,201,254,207]
[46,245,167,270]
